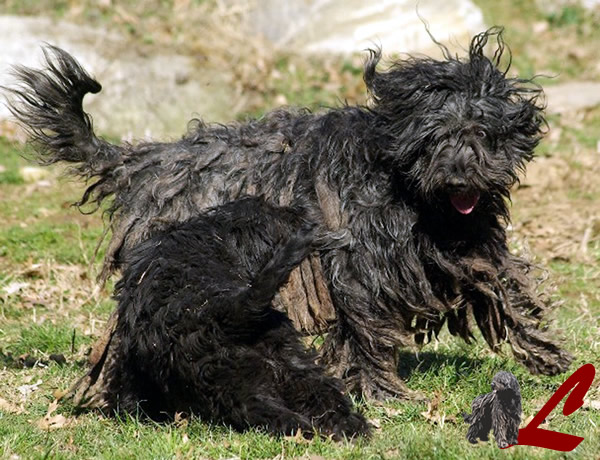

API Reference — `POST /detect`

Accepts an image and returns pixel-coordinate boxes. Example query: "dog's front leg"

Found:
[319,308,423,401]
[318,243,424,401]
[494,256,573,376]
[316,201,431,401]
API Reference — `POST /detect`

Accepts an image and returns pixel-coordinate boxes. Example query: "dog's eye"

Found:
[476,130,487,139]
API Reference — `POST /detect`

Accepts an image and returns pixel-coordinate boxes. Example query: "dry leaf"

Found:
[383,406,404,417]
[53,388,69,400]
[582,399,600,411]
[420,392,456,426]
[46,399,60,416]
[0,397,23,414]
[367,417,381,430]
[174,411,189,428]
[37,414,71,431]
[35,399,73,431]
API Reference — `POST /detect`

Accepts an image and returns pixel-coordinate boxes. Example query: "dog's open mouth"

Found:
[450,192,480,215]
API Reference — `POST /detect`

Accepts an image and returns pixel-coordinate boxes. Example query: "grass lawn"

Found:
[1,1,599,459]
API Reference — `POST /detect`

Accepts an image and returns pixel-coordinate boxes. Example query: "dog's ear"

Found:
[468,26,509,73]
[469,28,547,163]
[363,47,382,97]
[498,87,546,167]
[362,49,443,119]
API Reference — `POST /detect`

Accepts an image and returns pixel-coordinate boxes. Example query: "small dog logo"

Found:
[465,364,596,451]
[464,371,521,448]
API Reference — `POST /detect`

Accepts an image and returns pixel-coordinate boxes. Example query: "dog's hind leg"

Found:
[463,392,494,444]
[320,319,424,402]
[229,394,315,436]
[278,364,371,440]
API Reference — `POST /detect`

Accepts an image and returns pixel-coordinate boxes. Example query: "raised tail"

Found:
[5,45,122,189]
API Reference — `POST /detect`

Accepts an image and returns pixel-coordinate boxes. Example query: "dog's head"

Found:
[365,27,545,220]
[491,371,520,396]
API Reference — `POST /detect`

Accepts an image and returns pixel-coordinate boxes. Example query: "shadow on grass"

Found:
[396,350,485,380]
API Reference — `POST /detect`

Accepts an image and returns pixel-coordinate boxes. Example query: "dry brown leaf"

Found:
[383,406,404,417]
[367,417,382,430]
[35,399,73,431]
[47,399,59,417]
[174,411,189,428]
[37,413,71,431]
[582,399,600,411]
[420,392,457,426]
[53,388,69,400]
[0,397,23,414]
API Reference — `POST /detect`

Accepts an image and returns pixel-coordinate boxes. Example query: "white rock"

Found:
[0,15,235,139]
[246,0,486,57]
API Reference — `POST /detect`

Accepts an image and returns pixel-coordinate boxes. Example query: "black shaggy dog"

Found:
[464,371,522,448]
[6,27,572,401]
[95,196,369,438]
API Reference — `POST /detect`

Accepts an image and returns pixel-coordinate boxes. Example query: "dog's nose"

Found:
[447,176,467,189]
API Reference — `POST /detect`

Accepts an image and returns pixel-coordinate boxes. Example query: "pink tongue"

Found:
[450,192,480,215]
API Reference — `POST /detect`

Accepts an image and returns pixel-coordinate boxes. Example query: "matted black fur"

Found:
[464,371,522,448]
[5,28,572,400]
[104,196,369,438]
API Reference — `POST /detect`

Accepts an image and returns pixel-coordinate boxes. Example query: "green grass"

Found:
[0,138,26,185]
[0,223,104,264]
[9,323,81,357]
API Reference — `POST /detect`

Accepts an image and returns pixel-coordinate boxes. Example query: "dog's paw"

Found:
[326,412,371,441]
[509,329,574,376]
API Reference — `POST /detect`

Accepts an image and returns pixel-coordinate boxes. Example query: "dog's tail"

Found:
[239,225,316,321]
[5,45,123,188]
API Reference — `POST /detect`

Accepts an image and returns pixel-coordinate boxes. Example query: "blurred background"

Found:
[0,0,599,139]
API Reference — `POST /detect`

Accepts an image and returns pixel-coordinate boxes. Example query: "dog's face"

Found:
[366,28,545,220]
[491,371,520,395]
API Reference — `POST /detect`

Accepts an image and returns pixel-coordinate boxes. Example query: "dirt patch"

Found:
[512,107,600,264]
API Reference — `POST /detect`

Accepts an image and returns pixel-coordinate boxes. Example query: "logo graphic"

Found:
[515,363,595,452]
[465,364,596,452]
